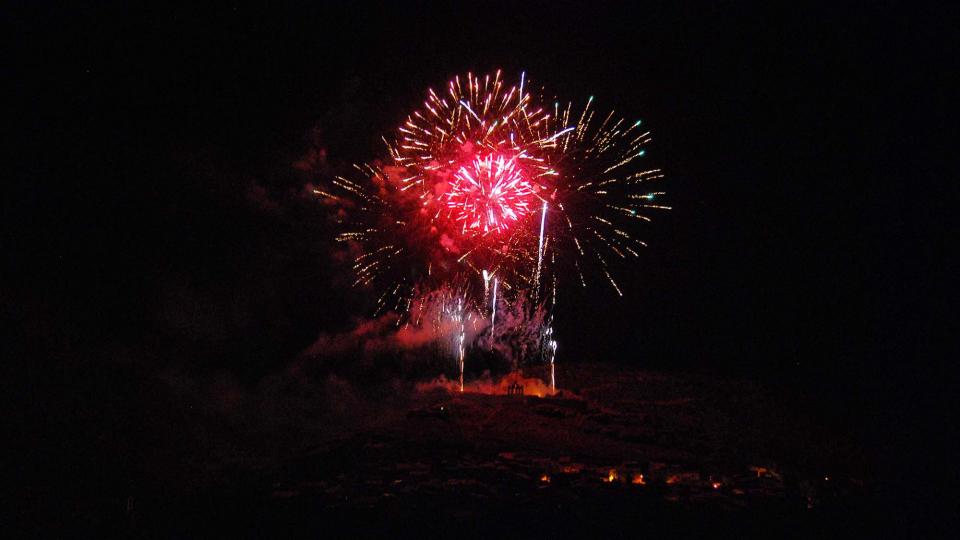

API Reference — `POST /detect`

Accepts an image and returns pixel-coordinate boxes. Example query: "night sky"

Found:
[7,1,951,519]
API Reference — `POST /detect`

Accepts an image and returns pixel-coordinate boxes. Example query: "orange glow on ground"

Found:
[603,469,619,483]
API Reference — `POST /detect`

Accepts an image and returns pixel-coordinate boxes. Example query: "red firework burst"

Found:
[443,153,538,235]
[318,71,668,314]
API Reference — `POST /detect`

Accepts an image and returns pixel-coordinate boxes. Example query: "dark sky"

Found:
[7,2,949,408]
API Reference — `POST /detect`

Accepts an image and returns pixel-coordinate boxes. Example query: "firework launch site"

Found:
[18,362,875,538]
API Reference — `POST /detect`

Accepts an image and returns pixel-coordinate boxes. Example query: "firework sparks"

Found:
[491,276,498,335]
[315,71,668,383]
[542,323,558,391]
[454,297,466,392]
[530,99,671,302]
[534,200,548,297]
[445,153,537,235]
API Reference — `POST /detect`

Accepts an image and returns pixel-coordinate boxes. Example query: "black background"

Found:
[6,0,952,520]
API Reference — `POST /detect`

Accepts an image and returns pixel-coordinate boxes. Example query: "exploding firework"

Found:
[444,153,537,235]
[315,71,668,378]
[383,70,669,302]
[384,71,568,294]
[530,96,671,300]
[313,163,426,316]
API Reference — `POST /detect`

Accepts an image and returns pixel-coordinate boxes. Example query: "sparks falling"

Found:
[534,200,548,296]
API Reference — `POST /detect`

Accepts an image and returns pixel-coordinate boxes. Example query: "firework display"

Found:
[316,71,668,387]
